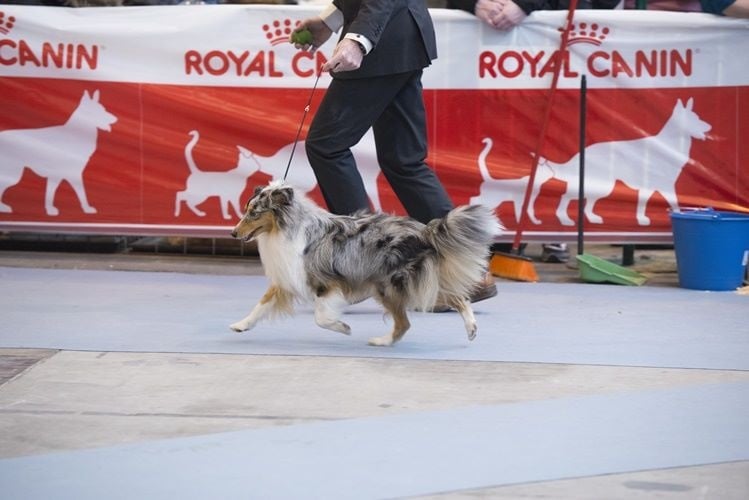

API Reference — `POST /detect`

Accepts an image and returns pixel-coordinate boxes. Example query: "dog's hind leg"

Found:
[230,285,293,332]
[229,198,244,219]
[634,188,655,226]
[220,198,232,220]
[556,191,576,226]
[368,297,410,347]
[314,289,351,335]
[44,178,62,216]
[449,296,478,341]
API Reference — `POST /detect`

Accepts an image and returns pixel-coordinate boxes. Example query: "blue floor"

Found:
[0,267,747,370]
[1,266,748,499]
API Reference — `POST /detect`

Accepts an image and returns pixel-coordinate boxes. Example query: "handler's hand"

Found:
[290,18,333,53]
[322,38,363,73]
[490,1,527,30]
[474,0,504,26]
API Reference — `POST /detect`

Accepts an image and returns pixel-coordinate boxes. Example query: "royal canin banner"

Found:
[0,6,747,242]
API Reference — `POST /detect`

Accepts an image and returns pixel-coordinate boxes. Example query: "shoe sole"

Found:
[428,283,499,312]
[470,283,498,303]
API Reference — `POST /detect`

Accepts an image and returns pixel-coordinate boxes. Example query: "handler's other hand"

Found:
[322,39,363,73]
[475,0,504,27]
[490,1,527,30]
[290,18,333,53]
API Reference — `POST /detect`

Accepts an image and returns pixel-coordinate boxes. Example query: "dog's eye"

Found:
[247,206,265,218]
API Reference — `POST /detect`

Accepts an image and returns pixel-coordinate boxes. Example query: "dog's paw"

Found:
[229,322,249,332]
[368,335,393,347]
[467,322,477,341]
[315,319,351,336]
[333,321,352,336]
[588,213,605,224]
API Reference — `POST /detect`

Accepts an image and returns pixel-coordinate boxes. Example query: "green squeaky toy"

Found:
[291,29,313,45]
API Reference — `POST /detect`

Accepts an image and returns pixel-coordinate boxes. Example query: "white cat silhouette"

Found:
[470,137,553,226]
[0,90,117,216]
[539,98,711,226]
[175,130,259,220]
[237,128,383,212]
[176,129,383,219]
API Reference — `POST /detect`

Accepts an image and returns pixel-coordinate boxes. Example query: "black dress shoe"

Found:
[469,276,498,303]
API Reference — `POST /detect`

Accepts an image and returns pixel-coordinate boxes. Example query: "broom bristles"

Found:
[490,252,539,282]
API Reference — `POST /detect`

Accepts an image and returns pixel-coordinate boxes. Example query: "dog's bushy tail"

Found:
[424,205,502,303]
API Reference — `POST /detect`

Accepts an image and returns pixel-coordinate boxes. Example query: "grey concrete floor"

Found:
[0,245,747,499]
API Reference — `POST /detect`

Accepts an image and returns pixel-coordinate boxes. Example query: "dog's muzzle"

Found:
[231,228,256,242]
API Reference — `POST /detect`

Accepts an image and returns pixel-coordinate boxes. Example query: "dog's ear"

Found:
[243,186,264,210]
[270,186,294,207]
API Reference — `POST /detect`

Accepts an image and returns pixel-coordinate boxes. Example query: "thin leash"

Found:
[283,68,323,181]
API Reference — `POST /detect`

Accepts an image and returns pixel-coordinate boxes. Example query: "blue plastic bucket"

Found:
[670,208,749,291]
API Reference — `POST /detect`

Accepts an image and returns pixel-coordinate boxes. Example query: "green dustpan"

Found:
[572,76,647,288]
[577,254,648,286]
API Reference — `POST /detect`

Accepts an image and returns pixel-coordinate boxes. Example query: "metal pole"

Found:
[577,74,587,256]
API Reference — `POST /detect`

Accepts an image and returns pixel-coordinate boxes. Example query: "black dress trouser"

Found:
[305,69,454,224]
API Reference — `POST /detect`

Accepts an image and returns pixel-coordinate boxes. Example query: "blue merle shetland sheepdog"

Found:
[230,180,501,347]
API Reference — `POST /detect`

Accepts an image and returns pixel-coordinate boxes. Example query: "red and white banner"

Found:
[1,5,747,242]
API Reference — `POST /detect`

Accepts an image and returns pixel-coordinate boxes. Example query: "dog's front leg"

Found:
[313,290,351,336]
[230,285,291,332]
[69,176,97,214]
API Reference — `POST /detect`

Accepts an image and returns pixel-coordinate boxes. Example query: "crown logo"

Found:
[0,12,16,36]
[262,19,301,46]
[559,23,610,46]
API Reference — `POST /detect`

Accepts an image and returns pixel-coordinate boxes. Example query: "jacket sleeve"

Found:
[336,0,399,49]
[517,0,622,13]
[512,0,557,14]
[592,0,622,8]
[445,0,479,12]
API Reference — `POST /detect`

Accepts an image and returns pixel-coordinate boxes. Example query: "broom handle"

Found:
[512,0,579,254]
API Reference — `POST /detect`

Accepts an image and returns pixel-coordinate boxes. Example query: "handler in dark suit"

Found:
[291,0,453,224]
[292,0,497,304]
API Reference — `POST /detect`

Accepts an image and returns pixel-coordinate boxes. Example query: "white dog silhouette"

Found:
[0,90,117,215]
[539,98,711,226]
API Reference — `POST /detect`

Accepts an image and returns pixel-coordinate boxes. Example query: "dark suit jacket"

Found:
[331,0,438,79]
